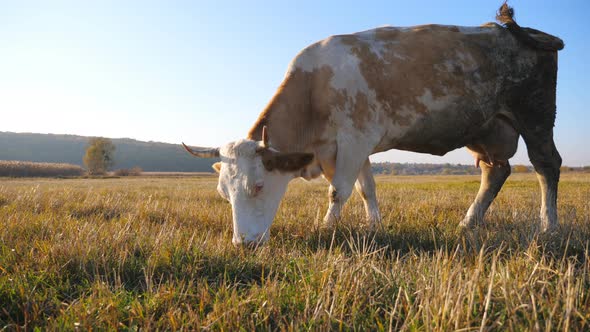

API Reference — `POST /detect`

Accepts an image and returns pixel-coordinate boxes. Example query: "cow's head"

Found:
[182,127,314,247]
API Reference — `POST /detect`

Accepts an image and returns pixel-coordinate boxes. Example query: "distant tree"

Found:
[83,137,115,175]
[512,165,530,173]
[560,165,572,173]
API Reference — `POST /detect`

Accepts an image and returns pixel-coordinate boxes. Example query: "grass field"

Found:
[1,173,590,330]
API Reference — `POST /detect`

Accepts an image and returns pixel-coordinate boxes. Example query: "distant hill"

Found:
[4,132,583,175]
[0,132,218,172]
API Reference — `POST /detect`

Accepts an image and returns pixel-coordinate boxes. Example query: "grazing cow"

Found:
[183,4,564,246]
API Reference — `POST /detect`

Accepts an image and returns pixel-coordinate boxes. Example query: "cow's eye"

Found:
[253,183,264,196]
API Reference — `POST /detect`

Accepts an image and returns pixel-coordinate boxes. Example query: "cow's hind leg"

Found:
[460,161,511,227]
[354,158,381,228]
[522,132,561,232]
[509,52,561,231]
[461,117,518,227]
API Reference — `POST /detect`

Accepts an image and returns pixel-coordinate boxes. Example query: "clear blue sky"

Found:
[1,1,588,165]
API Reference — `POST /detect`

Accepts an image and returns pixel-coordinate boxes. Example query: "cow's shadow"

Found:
[271,218,590,263]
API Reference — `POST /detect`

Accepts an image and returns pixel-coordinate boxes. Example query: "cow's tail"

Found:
[496,2,564,51]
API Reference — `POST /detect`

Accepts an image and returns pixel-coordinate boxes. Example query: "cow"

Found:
[183,3,564,247]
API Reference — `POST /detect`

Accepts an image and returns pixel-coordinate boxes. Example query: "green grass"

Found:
[1,173,590,330]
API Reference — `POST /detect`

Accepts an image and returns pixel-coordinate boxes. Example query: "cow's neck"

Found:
[247,69,317,153]
[247,100,279,147]
[247,103,298,152]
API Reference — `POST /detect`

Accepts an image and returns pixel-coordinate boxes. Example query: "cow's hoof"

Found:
[366,221,384,233]
[540,220,558,233]
[321,214,338,229]
[366,214,382,230]
[459,214,485,229]
[459,218,476,229]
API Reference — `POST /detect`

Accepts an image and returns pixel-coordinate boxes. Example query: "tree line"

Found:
[371,162,590,175]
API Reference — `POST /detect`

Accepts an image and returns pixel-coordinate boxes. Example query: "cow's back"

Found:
[251,22,556,157]
[286,23,534,155]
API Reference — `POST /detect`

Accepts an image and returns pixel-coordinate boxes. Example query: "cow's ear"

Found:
[212,162,222,173]
[263,152,314,172]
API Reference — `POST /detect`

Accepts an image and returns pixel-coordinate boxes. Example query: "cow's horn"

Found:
[181,143,220,158]
[262,125,269,148]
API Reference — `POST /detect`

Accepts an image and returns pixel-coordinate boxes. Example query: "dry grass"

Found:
[0,160,84,178]
[1,173,590,330]
[113,167,143,177]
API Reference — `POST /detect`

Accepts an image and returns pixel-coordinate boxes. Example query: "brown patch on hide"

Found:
[374,28,401,41]
[351,92,371,130]
[339,34,359,45]
[344,25,492,121]
[248,66,342,152]
[259,149,314,172]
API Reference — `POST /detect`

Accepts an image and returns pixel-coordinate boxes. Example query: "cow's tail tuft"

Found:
[496,2,564,51]
[496,2,516,26]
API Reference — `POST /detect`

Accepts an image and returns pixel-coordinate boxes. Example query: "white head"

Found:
[182,127,313,247]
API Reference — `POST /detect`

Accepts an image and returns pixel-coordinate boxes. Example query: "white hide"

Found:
[416,89,456,112]
[217,139,294,246]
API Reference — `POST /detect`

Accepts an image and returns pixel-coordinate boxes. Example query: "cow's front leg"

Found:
[323,152,368,227]
[460,160,511,228]
[324,184,349,226]
[354,158,381,228]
